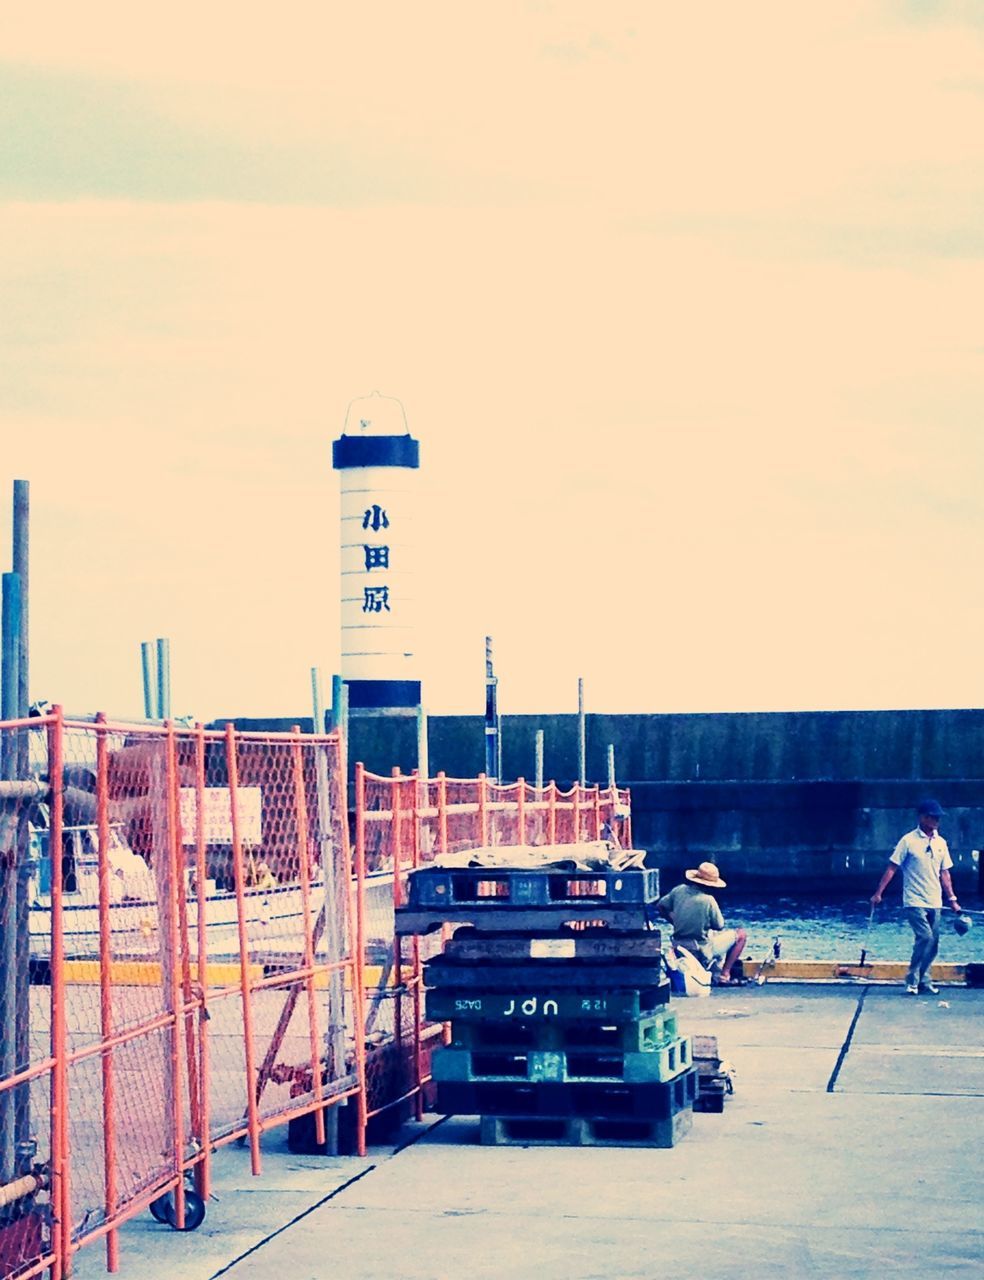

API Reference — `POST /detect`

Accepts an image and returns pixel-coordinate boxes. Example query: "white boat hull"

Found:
[29,871,397,961]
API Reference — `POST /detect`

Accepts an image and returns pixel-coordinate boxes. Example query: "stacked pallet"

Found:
[396,863,697,1148]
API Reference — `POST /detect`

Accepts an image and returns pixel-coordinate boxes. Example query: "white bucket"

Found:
[673,946,712,997]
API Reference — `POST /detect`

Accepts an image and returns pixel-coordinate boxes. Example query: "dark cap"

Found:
[917,798,944,818]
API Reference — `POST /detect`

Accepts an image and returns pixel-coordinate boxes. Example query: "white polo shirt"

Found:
[889,827,953,909]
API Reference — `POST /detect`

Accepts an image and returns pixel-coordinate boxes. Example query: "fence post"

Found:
[352,762,367,1157]
[225,724,262,1175]
[48,707,68,1279]
[478,773,488,846]
[193,724,212,1202]
[94,716,119,1272]
[291,730,326,1148]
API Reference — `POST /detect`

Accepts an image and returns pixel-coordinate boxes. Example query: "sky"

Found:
[1,1,982,722]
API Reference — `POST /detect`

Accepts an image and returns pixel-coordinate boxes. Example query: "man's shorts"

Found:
[706,928,737,961]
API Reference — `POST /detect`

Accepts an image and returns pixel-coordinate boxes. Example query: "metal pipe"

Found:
[224,724,262,1175]
[94,716,119,1272]
[484,637,498,782]
[156,637,171,720]
[291,730,325,1149]
[311,668,324,734]
[352,763,368,1156]
[141,642,157,719]
[0,572,21,1184]
[12,486,31,1165]
[0,779,46,800]
[577,677,586,788]
[193,724,212,1202]
[607,743,616,790]
[48,707,69,1276]
[0,1172,39,1209]
[535,730,544,793]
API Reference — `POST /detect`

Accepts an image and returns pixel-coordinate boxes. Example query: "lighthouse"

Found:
[332,393,421,711]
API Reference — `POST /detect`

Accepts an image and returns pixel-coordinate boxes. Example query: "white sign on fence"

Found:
[179,787,262,844]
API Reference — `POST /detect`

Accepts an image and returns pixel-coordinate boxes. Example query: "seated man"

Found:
[658,861,747,985]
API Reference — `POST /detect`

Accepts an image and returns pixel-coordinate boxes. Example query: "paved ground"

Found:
[73,983,984,1280]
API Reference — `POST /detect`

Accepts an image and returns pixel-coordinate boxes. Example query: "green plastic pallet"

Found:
[479,1108,693,1149]
[433,1037,692,1085]
[449,1009,679,1054]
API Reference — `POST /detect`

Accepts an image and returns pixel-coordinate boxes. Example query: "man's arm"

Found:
[940,868,961,913]
[871,863,896,906]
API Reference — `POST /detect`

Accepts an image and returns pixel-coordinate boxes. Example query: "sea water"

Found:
[726,894,984,964]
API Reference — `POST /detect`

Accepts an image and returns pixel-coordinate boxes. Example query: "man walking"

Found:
[871,799,962,995]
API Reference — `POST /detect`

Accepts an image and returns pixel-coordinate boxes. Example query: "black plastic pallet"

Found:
[424,958,665,991]
[396,905,658,936]
[479,1108,693,1148]
[407,866,660,909]
[426,985,670,1024]
[435,1069,697,1120]
[448,1008,679,1053]
[445,930,662,963]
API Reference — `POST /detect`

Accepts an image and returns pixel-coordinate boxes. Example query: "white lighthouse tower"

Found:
[332,392,421,711]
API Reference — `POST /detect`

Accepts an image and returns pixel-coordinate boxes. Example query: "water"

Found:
[723,894,984,964]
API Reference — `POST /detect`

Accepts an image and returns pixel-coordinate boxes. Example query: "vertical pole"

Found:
[437,772,448,856]
[141,643,157,720]
[516,777,526,846]
[157,638,171,720]
[291,730,325,1148]
[95,717,119,1272]
[535,730,544,794]
[330,674,343,732]
[484,636,498,783]
[577,677,586,789]
[313,718,343,1154]
[548,781,557,846]
[12,482,28,720]
[12,484,31,1163]
[163,724,187,1228]
[416,705,428,857]
[416,705,428,788]
[477,773,488,847]
[311,668,324,734]
[224,724,262,1175]
[193,725,211,1201]
[0,572,21,1184]
[352,764,368,1156]
[49,708,69,1278]
[409,772,423,1120]
[607,744,616,791]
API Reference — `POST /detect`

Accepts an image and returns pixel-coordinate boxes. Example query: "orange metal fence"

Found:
[0,711,630,1278]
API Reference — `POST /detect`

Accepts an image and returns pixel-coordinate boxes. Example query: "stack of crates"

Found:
[395,863,696,1147]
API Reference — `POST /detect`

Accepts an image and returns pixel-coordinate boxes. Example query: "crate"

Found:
[407,866,660,909]
[444,930,662,963]
[435,1069,698,1121]
[425,983,670,1025]
[433,1037,692,1085]
[424,957,665,992]
[448,1008,679,1053]
[479,1108,693,1148]
[396,904,657,936]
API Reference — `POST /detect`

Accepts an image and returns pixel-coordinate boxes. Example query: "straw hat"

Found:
[685,861,727,889]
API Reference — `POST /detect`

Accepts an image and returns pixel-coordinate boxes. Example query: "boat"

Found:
[27,821,395,961]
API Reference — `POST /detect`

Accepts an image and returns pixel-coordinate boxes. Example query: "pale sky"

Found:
[1,2,982,721]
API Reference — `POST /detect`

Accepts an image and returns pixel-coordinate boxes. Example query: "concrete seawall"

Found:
[214,708,984,892]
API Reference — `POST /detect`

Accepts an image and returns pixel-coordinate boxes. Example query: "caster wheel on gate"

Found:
[148,1194,171,1223]
[164,1188,207,1231]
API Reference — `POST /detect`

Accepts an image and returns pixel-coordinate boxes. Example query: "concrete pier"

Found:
[75,983,984,1279]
